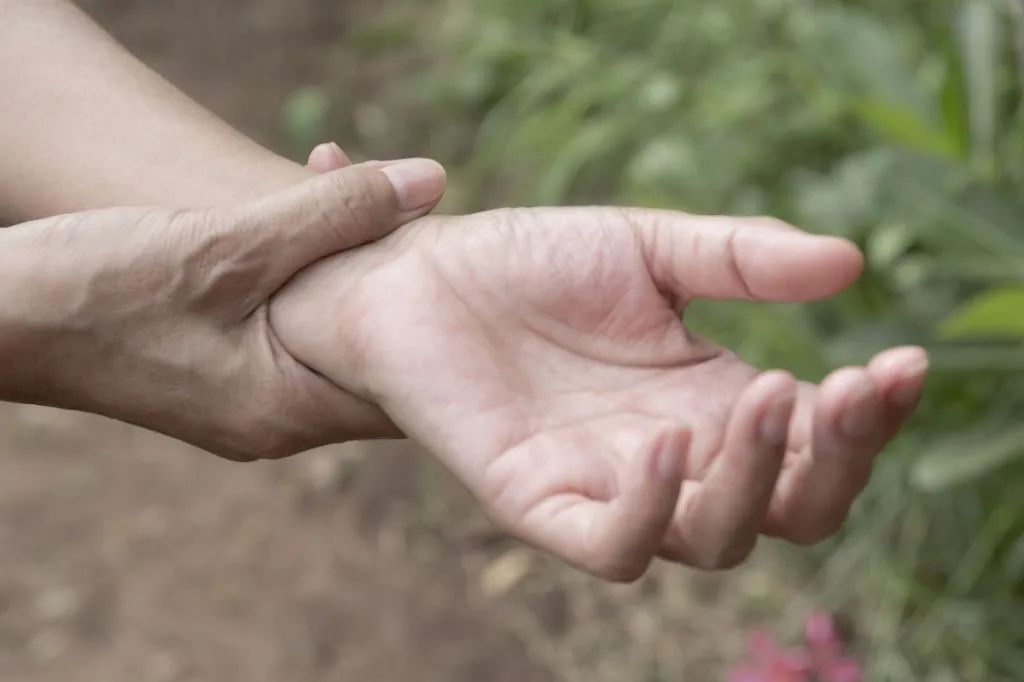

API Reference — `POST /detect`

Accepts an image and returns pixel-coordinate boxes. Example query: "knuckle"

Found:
[592,562,646,584]
[688,551,725,572]
[661,535,752,572]
[722,224,756,300]
[715,538,759,570]
[686,536,757,571]
[785,518,841,546]
[587,551,649,584]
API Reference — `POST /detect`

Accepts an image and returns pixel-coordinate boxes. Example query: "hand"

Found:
[0,158,445,460]
[270,207,928,579]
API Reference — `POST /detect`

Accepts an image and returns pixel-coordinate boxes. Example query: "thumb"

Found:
[626,209,864,304]
[208,158,446,297]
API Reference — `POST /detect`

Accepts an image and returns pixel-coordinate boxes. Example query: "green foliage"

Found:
[280,85,331,159]
[942,286,1024,339]
[312,0,1024,678]
[913,422,1024,490]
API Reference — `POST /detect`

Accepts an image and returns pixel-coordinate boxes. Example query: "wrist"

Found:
[268,246,392,409]
[0,222,74,405]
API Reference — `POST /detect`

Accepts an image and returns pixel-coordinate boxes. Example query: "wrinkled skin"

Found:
[271,206,928,580]
[0,161,443,461]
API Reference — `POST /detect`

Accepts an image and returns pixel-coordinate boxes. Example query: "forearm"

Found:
[0,163,436,452]
[0,0,311,220]
[0,2,415,444]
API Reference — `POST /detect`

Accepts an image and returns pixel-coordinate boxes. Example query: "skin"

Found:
[0,0,313,220]
[270,203,929,579]
[0,160,446,459]
[0,1,929,579]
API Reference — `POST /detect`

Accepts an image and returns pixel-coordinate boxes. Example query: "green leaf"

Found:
[940,287,1024,340]
[959,0,1003,172]
[940,31,969,160]
[811,8,934,120]
[913,423,1024,491]
[926,344,1024,370]
[853,98,956,159]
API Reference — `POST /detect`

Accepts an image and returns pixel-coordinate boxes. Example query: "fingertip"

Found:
[798,234,864,295]
[379,158,447,214]
[756,372,798,448]
[869,345,929,375]
[822,234,865,281]
[872,342,929,378]
[757,369,799,399]
[307,142,350,172]
[868,346,929,408]
[744,231,864,301]
[818,366,867,404]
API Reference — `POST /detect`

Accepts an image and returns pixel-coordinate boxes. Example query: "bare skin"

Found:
[0,2,928,579]
[0,0,312,219]
[0,160,445,459]
[270,204,927,579]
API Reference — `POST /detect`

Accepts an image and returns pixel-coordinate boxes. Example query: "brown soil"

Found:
[0,408,552,681]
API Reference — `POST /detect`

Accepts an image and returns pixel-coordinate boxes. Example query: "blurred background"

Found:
[2,0,1022,680]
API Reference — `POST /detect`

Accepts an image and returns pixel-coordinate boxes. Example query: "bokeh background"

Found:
[2,1,1022,680]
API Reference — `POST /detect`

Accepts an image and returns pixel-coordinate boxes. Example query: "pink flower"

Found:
[820,659,863,682]
[726,611,863,682]
[728,630,811,682]
[804,612,862,682]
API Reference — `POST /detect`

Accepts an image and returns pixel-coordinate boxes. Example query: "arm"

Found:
[0,1,450,452]
[270,207,928,579]
[0,0,311,219]
[0,162,444,458]
[0,1,928,580]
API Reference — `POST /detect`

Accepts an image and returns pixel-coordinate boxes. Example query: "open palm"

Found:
[272,207,927,580]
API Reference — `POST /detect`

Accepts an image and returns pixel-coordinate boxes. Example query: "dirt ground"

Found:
[0,405,557,682]
[0,3,795,681]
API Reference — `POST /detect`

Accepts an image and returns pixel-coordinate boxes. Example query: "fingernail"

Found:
[890,353,929,408]
[326,142,347,163]
[840,381,882,438]
[308,142,347,169]
[380,158,446,212]
[759,396,794,447]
